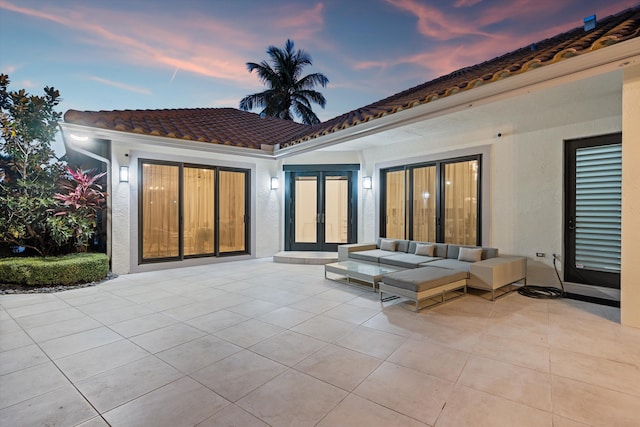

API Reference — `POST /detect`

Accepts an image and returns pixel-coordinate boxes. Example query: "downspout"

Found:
[59,126,113,263]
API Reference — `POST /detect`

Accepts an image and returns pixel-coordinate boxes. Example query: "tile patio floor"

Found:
[1,258,639,427]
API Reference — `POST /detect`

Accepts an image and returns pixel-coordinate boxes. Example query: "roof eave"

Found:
[274,36,640,158]
[59,123,276,159]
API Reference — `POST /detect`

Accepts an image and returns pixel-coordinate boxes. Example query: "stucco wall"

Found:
[621,64,640,328]
[108,140,279,274]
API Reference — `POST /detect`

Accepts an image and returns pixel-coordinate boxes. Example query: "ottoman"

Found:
[379,267,467,311]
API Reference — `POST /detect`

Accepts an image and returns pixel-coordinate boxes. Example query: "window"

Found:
[140,160,249,263]
[380,155,481,245]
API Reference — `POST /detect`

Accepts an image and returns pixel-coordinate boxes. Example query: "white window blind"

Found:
[574,143,621,272]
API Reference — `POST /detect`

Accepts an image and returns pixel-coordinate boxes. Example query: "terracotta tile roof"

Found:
[282,6,640,148]
[63,108,309,150]
[64,6,640,152]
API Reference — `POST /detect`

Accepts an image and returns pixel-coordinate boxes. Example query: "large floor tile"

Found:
[289,296,343,314]
[321,303,380,325]
[388,337,469,382]
[552,375,640,426]
[5,299,70,318]
[213,319,283,348]
[0,329,34,352]
[295,343,381,391]
[13,306,86,329]
[0,343,48,375]
[191,350,287,402]
[318,394,428,427]
[551,348,640,397]
[157,335,242,374]
[0,383,98,427]
[290,315,356,342]
[55,339,150,381]
[186,309,249,333]
[197,403,269,427]
[435,385,552,427]
[473,333,550,372]
[74,355,182,413]
[87,304,155,325]
[39,326,122,359]
[457,355,552,411]
[129,323,206,353]
[109,313,177,338]
[103,376,228,427]
[0,361,69,409]
[250,330,326,366]
[334,325,407,359]
[237,369,347,427]
[354,361,453,425]
[226,299,281,317]
[258,306,317,328]
[25,315,103,342]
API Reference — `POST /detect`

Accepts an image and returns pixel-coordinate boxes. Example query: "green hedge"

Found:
[0,253,109,286]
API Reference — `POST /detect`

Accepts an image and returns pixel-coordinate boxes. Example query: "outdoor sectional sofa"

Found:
[338,238,526,311]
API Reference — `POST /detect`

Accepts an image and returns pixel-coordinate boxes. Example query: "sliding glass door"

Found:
[140,160,249,263]
[381,156,481,246]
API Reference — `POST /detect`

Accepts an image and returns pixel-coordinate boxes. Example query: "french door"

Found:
[285,166,358,251]
[564,134,621,288]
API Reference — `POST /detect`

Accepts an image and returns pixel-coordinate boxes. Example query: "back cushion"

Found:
[414,243,435,257]
[458,247,482,262]
[380,239,398,251]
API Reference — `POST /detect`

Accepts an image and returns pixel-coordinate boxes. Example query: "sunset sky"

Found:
[1,0,638,127]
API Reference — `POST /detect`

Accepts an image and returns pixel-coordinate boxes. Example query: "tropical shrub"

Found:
[0,253,109,286]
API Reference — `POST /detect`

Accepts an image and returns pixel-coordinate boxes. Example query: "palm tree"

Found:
[239,39,329,125]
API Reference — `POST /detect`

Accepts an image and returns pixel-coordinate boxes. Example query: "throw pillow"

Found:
[380,239,398,252]
[414,243,435,257]
[458,247,482,262]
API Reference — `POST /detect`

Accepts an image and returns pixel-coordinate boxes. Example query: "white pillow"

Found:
[458,247,482,262]
[414,243,435,257]
[380,239,398,251]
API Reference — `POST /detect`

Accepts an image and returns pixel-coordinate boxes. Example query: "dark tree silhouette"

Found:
[239,39,328,125]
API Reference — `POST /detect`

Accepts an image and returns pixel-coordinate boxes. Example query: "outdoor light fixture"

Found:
[363,176,372,189]
[270,176,279,190]
[119,166,129,182]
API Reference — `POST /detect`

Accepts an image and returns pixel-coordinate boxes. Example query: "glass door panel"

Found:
[184,167,214,256]
[325,176,348,244]
[141,163,180,260]
[412,166,436,242]
[385,170,406,239]
[295,176,318,243]
[444,160,478,245]
[219,170,246,252]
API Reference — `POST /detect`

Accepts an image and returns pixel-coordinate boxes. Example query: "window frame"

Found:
[379,154,482,245]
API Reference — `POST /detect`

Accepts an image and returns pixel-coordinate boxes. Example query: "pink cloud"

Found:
[0,1,259,86]
[455,0,482,7]
[384,0,493,40]
[89,76,152,95]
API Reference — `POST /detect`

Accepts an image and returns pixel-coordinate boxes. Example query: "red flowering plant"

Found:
[48,167,107,251]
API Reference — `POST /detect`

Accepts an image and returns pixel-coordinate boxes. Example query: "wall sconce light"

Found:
[270,176,279,190]
[363,176,372,190]
[119,166,129,182]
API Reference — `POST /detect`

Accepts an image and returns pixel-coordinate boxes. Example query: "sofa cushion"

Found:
[380,239,398,252]
[350,249,397,263]
[428,259,473,274]
[381,253,442,269]
[415,243,435,257]
[458,247,482,262]
[382,267,467,292]
[408,241,448,258]
[447,245,498,260]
